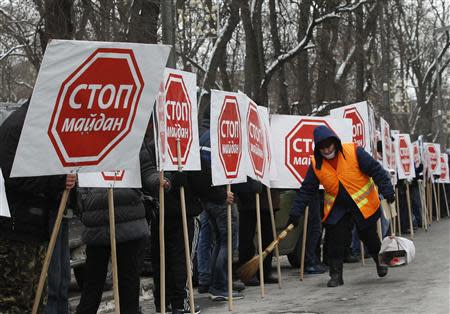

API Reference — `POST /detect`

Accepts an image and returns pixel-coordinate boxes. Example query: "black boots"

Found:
[373,256,388,277]
[327,259,344,287]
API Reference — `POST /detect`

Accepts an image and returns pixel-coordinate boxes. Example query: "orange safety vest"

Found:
[311,143,380,222]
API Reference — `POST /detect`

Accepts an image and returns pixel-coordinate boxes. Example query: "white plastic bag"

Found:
[378,236,415,267]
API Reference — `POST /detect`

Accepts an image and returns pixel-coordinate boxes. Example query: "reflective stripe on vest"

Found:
[311,143,380,222]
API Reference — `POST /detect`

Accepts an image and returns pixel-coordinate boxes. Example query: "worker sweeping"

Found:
[287,125,395,287]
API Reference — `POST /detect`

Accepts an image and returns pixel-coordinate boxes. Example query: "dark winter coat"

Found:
[77,188,149,246]
[0,101,66,243]
[139,138,202,217]
[290,125,394,229]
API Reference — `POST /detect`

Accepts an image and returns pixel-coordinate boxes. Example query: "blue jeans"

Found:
[197,211,213,286]
[46,217,70,314]
[411,183,422,227]
[305,193,322,266]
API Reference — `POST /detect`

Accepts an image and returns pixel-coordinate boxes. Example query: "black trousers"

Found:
[76,238,146,314]
[151,215,194,309]
[326,212,380,265]
[238,210,274,277]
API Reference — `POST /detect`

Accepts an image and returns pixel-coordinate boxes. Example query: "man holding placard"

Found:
[287,126,395,287]
[0,101,76,313]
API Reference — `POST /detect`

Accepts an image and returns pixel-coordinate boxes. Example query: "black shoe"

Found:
[264,276,279,284]
[304,264,327,274]
[244,276,259,286]
[344,254,360,263]
[197,285,209,294]
[373,256,388,277]
[327,274,341,287]
[172,304,201,314]
[232,281,245,292]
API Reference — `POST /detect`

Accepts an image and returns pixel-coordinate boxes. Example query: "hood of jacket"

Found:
[313,125,343,170]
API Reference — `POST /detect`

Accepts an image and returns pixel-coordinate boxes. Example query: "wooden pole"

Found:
[442,183,450,217]
[395,186,402,236]
[432,182,440,222]
[176,139,195,314]
[226,184,233,311]
[255,192,265,298]
[377,218,382,240]
[32,189,70,314]
[427,180,432,223]
[405,183,414,239]
[418,181,427,231]
[360,241,365,265]
[159,171,166,314]
[438,182,441,218]
[108,188,121,314]
[299,206,309,281]
[266,186,282,288]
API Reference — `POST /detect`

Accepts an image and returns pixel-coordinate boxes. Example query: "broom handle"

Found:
[266,186,282,288]
[262,224,294,257]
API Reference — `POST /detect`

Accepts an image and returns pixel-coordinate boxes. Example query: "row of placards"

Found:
[5,40,450,196]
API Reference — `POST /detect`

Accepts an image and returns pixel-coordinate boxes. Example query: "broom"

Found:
[237,224,295,284]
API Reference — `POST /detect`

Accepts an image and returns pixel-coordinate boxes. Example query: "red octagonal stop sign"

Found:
[48,48,144,167]
[218,96,242,179]
[427,145,438,171]
[399,137,411,176]
[285,119,333,184]
[440,156,447,180]
[247,101,266,178]
[343,107,365,148]
[165,73,192,166]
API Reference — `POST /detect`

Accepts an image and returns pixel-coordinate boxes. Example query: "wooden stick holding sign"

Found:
[299,206,309,281]
[405,182,414,239]
[442,183,450,217]
[227,184,233,311]
[159,171,166,314]
[32,189,70,314]
[255,192,265,298]
[108,187,121,314]
[266,186,282,288]
[176,139,195,314]
[432,182,440,222]
[437,182,441,218]
[360,241,365,265]
[395,186,402,236]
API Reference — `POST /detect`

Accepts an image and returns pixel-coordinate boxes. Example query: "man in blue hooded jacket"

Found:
[287,125,395,287]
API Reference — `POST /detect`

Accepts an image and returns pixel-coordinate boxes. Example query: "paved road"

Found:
[70,218,450,314]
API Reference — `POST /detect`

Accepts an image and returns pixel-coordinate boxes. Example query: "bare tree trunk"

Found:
[269,0,288,113]
[127,0,160,44]
[41,0,74,52]
[296,0,311,114]
[355,5,364,101]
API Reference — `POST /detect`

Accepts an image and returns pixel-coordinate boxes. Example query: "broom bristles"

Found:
[237,254,264,284]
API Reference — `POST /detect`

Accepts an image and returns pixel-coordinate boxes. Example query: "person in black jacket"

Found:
[75,186,149,314]
[235,179,279,285]
[288,126,395,287]
[0,100,76,313]
[140,124,201,314]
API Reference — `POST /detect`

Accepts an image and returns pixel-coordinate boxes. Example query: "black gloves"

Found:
[386,194,395,204]
[286,215,300,228]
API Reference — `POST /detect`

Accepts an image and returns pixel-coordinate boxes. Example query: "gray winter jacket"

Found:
[77,188,149,246]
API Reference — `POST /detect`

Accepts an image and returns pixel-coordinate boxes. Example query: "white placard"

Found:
[11,40,170,177]
[162,69,200,171]
[78,160,142,188]
[380,117,394,172]
[260,107,278,181]
[412,141,421,168]
[330,101,374,155]
[393,134,416,180]
[424,143,441,176]
[0,169,10,218]
[210,90,247,186]
[438,154,450,183]
[244,96,271,187]
[270,115,353,189]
